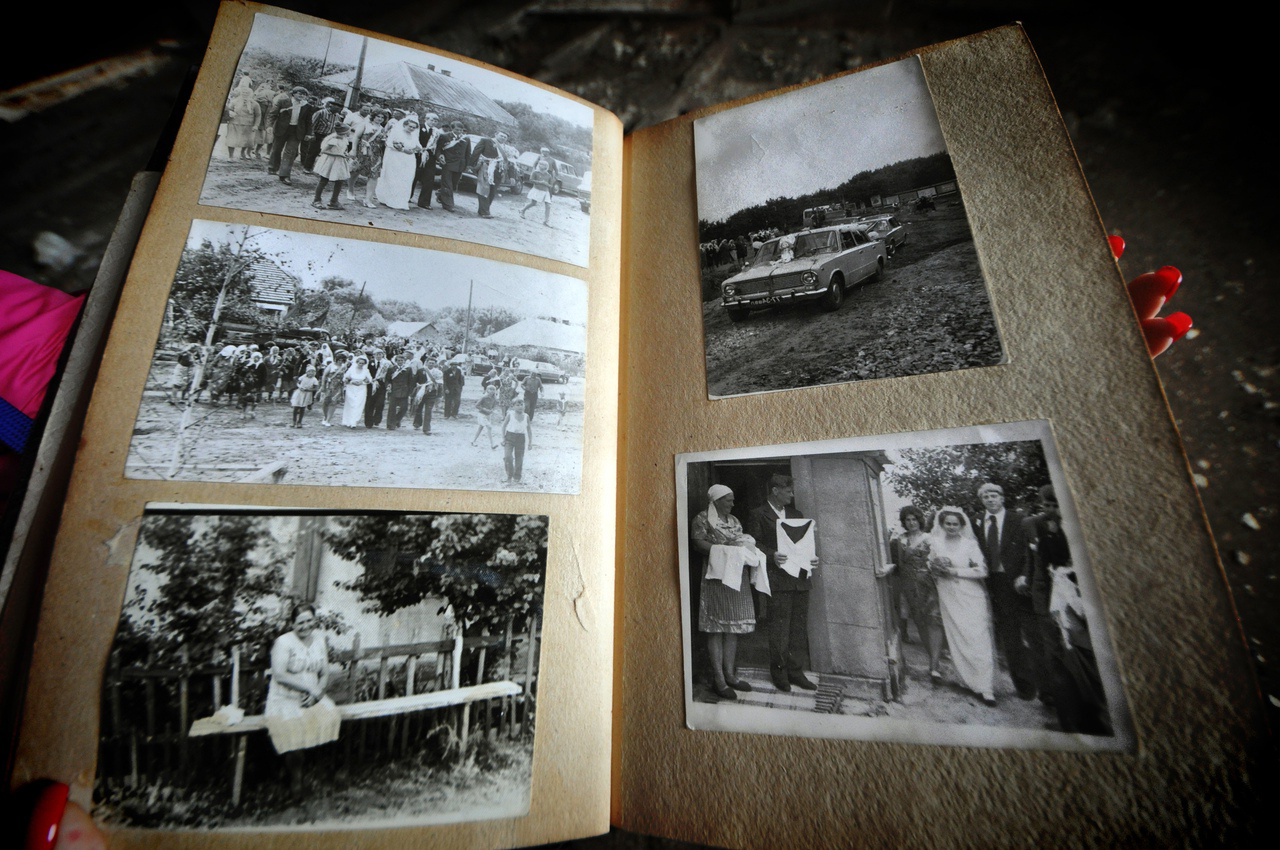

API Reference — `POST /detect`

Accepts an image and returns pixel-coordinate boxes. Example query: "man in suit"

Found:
[413,111,444,209]
[442,359,465,418]
[976,482,1039,700]
[435,121,472,212]
[385,354,415,429]
[745,474,820,692]
[268,85,311,183]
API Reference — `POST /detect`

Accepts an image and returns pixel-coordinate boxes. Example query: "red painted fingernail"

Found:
[1154,265,1182,299]
[1107,234,1125,259]
[26,782,69,850]
[1166,311,1192,340]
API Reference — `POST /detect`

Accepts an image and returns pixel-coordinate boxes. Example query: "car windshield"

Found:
[754,231,840,264]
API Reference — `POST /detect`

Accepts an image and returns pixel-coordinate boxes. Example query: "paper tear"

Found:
[103,516,144,570]
[564,537,593,632]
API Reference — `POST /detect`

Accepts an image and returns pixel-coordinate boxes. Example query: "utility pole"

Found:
[348,36,368,109]
[463,280,473,355]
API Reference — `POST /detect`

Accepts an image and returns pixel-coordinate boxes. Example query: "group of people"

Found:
[699,229,783,270]
[163,337,567,485]
[888,482,1111,733]
[691,476,1111,735]
[221,75,563,225]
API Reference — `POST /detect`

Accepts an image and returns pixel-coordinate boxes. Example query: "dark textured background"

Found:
[1,2,1273,844]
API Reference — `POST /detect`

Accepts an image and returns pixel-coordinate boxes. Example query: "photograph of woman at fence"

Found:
[96,509,548,830]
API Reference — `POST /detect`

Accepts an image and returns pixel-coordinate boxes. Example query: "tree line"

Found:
[698,151,957,242]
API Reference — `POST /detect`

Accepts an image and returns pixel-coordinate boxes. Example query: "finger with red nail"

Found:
[22,782,105,850]
[1109,234,1192,357]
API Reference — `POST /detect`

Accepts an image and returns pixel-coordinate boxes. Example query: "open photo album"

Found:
[9,3,1264,849]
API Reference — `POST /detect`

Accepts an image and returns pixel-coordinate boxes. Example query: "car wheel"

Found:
[822,274,845,312]
[552,181,562,196]
[870,258,884,282]
[886,242,896,258]
[727,308,749,323]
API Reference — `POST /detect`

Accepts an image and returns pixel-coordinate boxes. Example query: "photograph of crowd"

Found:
[94,508,547,829]
[125,221,588,494]
[200,13,594,267]
[693,57,1003,397]
[677,421,1132,751]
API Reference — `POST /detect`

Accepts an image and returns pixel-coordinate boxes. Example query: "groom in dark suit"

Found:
[976,481,1039,700]
[746,474,819,693]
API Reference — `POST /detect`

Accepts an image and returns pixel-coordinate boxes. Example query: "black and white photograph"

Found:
[94,508,547,830]
[676,421,1133,751]
[200,13,594,267]
[125,220,587,494]
[693,57,1003,397]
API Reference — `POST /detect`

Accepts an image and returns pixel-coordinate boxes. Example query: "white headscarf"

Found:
[705,484,734,530]
[928,506,977,545]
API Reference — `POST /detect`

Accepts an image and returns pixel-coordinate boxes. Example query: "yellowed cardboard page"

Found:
[13,2,622,847]
[617,25,1263,847]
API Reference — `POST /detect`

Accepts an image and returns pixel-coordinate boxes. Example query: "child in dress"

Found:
[520,150,554,226]
[291,365,320,428]
[312,123,353,210]
[556,390,567,426]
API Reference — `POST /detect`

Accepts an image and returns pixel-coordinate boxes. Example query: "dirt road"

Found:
[126,372,585,494]
[702,204,1003,397]
[199,153,590,268]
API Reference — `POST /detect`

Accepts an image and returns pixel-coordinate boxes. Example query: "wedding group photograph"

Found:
[95,509,547,830]
[693,57,1003,398]
[677,421,1131,751]
[200,13,594,267]
[125,220,588,494]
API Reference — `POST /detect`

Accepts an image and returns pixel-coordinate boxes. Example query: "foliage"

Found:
[123,516,288,662]
[494,99,592,166]
[699,151,957,241]
[234,48,352,100]
[324,514,548,631]
[885,440,1050,520]
[166,238,265,344]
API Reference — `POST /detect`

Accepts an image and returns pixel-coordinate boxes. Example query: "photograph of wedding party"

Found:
[124,220,588,494]
[200,12,595,267]
[94,509,547,830]
[693,57,1003,398]
[676,421,1133,751]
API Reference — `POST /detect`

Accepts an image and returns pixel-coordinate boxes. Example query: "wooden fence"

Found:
[97,616,539,794]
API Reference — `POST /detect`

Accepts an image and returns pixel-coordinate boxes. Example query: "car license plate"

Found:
[760,296,783,304]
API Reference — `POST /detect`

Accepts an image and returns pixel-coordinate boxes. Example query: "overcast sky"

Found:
[185,220,587,321]
[243,12,593,129]
[693,57,950,223]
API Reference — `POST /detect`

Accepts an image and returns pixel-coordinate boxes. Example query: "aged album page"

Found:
[616,25,1264,848]
[14,2,622,848]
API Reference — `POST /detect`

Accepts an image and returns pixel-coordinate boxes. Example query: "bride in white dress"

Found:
[927,507,997,704]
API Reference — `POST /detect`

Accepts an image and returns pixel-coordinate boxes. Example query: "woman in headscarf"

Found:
[224,76,261,161]
[238,350,266,418]
[692,484,766,701]
[319,350,349,427]
[207,344,238,404]
[341,354,373,428]
[927,506,996,705]
[375,112,423,210]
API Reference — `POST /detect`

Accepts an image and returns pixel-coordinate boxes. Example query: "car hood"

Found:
[725,256,825,284]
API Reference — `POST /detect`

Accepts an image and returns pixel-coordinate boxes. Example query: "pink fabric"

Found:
[0,271,85,417]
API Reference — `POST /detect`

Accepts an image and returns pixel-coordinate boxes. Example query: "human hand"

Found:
[1111,235,1191,357]
[1014,575,1029,595]
[18,781,107,850]
[775,554,788,566]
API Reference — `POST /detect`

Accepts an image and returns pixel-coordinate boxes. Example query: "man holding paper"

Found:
[747,474,820,693]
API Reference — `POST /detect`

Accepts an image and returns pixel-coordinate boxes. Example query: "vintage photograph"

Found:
[94,508,547,830]
[693,57,1003,397]
[125,220,587,494]
[676,421,1133,750]
[200,13,594,267]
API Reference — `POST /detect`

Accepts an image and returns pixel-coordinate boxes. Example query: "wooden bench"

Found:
[189,681,521,804]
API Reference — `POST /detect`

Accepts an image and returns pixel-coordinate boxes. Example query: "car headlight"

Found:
[801,271,818,287]
[723,284,736,296]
